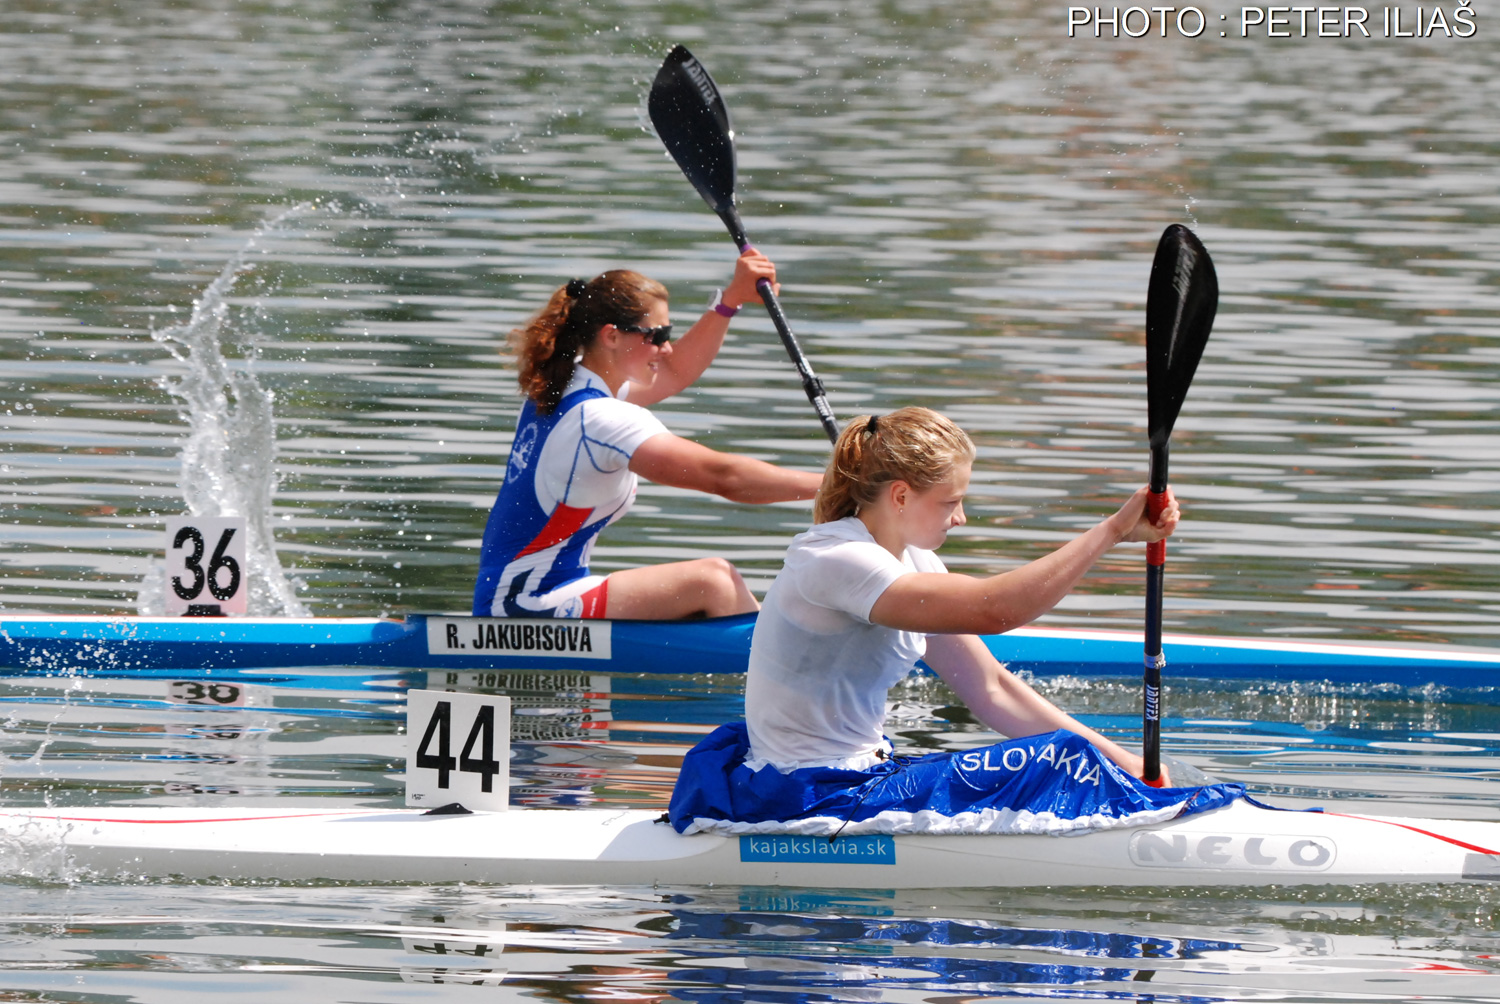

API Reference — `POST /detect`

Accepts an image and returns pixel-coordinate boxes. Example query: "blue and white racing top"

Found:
[472,367,667,617]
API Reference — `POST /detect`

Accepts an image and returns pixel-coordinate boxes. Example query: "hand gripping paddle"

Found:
[1142,224,1218,786]
[648,45,839,443]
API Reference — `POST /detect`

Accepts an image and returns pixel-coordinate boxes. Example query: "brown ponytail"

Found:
[814,407,976,523]
[511,270,669,413]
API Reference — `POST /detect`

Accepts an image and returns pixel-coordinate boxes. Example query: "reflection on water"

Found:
[9,669,1499,813]
[2,881,1499,1002]
[4,0,1500,1000]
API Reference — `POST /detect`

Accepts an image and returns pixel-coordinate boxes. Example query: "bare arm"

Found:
[869,486,1177,635]
[626,250,778,407]
[925,632,1165,783]
[629,432,821,503]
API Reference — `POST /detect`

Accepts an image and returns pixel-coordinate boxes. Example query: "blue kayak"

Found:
[2,613,1500,691]
[0,613,752,677]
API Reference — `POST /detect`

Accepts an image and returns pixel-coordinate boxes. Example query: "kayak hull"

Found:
[4,800,1497,887]
[4,613,1500,689]
[0,613,756,676]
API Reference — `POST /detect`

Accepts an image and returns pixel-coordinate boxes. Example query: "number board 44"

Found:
[406,689,511,812]
[164,516,248,616]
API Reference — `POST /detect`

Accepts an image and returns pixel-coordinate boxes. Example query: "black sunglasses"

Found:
[617,322,673,346]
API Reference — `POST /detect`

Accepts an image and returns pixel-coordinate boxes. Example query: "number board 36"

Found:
[406,689,511,812]
[164,516,248,616]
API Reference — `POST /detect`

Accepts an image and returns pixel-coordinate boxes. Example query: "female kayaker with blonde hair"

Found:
[474,249,821,621]
[668,407,1224,838]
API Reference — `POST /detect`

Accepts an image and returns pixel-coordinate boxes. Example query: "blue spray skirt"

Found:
[669,723,1245,837]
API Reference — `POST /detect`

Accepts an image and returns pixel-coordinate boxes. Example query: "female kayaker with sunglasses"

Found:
[668,407,1204,839]
[474,249,822,621]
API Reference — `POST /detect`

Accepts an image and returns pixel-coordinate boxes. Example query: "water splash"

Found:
[139,207,310,617]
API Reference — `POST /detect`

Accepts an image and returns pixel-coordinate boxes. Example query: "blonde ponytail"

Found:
[813,407,975,523]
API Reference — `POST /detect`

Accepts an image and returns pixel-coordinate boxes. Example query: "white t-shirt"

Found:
[745,517,947,768]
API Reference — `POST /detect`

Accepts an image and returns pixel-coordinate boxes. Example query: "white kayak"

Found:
[4,800,1498,888]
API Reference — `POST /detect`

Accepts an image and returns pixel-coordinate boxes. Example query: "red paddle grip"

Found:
[1142,774,1167,788]
[1145,489,1168,567]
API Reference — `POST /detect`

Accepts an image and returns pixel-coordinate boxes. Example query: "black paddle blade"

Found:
[648,46,737,221]
[1145,224,1218,451]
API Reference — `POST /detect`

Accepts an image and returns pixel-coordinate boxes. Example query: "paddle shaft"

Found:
[718,206,839,443]
[1143,444,1169,785]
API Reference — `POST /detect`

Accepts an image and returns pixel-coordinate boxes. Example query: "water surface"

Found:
[3,1,1500,1000]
